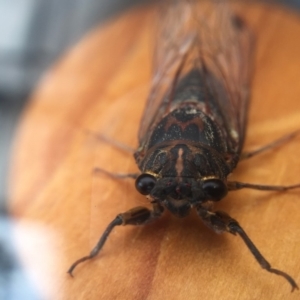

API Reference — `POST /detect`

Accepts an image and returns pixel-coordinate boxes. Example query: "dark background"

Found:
[0,0,299,299]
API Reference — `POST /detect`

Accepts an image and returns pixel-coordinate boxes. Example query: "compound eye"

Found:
[135,174,156,195]
[202,179,227,201]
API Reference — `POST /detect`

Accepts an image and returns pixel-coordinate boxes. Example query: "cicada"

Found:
[68,0,299,291]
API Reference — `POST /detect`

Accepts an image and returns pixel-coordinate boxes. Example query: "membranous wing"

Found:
[138,0,252,160]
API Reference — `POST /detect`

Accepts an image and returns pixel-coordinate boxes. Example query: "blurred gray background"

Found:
[0,0,299,299]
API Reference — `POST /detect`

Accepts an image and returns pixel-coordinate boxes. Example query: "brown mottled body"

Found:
[134,68,235,216]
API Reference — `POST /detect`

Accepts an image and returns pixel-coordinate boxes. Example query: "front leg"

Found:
[68,203,164,276]
[197,207,298,292]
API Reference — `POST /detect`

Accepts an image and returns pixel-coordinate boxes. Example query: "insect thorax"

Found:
[134,107,231,216]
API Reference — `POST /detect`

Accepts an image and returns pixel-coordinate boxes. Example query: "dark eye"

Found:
[135,174,156,195]
[202,179,227,201]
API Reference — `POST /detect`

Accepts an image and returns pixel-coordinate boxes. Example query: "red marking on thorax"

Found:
[175,148,184,176]
[164,114,204,132]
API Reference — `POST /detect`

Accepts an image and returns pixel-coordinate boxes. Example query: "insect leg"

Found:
[197,208,298,291]
[227,181,300,192]
[94,167,139,179]
[85,128,135,153]
[67,203,164,276]
[241,130,300,160]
